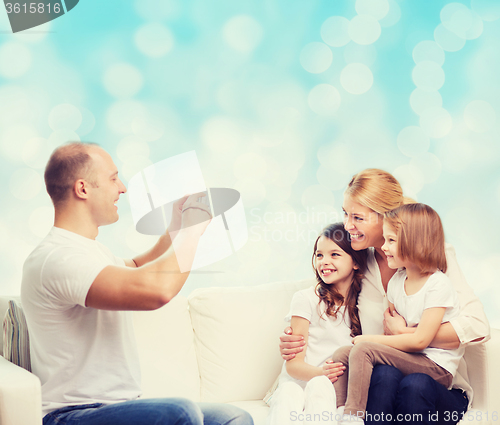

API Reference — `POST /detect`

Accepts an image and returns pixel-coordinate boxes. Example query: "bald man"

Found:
[21,142,253,425]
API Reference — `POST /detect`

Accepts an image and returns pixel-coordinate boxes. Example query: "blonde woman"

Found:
[279,169,490,425]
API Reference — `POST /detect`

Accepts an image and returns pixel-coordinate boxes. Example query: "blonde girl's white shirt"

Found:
[277,286,353,388]
[357,245,491,407]
[21,227,142,417]
[387,269,464,377]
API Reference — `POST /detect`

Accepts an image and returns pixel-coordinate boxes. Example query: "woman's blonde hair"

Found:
[384,203,447,274]
[345,169,413,215]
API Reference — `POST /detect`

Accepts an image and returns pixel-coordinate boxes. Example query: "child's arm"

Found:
[354,307,446,352]
[286,316,325,381]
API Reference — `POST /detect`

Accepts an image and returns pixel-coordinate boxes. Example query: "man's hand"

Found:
[167,195,190,234]
[279,326,306,360]
[322,360,346,383]
[180,193,212,233]
[383,308,407,335]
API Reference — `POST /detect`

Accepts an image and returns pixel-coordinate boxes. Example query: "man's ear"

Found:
[74,179,89,200]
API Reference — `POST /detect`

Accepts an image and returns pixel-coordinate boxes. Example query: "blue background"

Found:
[0,0,499,328]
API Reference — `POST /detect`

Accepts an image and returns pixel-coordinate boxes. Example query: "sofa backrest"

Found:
[188,278,315,403]
[134,295,201,401]
[0,295,201,402]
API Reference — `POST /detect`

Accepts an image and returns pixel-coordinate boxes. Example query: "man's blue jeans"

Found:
[365,365,469,425]
[42,398,254,425]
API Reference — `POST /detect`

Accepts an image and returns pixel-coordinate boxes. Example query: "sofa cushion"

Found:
[188,278,315,403]
[2,300,31,372]
[133,295,201,401]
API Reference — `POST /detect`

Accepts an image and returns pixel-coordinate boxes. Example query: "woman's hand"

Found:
[383,308,408,335]
[279,326,306,360]
[322,360,346,383]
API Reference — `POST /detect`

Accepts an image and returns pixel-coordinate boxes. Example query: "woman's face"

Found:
[342,194,385,251]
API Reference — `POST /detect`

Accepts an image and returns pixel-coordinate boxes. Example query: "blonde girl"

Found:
[332,203,464,425]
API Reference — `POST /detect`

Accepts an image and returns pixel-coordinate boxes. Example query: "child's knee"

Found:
[306,375,333,392]
[276,381,304,402]
[332,345,352,364]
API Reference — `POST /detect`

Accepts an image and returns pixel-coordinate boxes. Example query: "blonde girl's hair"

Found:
[345,169,414,215]
[384,203,447,274]
[312,223,368,337]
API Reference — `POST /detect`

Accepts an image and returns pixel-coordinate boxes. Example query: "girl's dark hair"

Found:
[312,223,368,337]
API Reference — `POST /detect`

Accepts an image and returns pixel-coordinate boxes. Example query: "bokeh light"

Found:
[103,63,144,99]
[300,42,333,74]
[379,0,401,27]
[412,61,445,92]
[135,23,174,58]
[9,168,43,200]
[321,16,351,47]
[419,106,453,138]
[234,178,266,208]
[222,15,263,53]
[464,100,496,133]
[434,23,466,52]
[409,89,443,116]
[308,84,341,115]
[0,42,31,79]
[344,43,377,66]
[348,15,382,45]
[355,0,390,21]
[409,152,442,184]
[48,104,82,132]
[234,153,267,180]
[412,41,445,66]
[471,0,500,22]
[397,126,430,157]
[340,63,374,94]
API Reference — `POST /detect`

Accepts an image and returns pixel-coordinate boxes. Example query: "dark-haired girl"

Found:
[266,223,367,425]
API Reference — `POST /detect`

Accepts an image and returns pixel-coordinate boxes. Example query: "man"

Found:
[21,142,253,425]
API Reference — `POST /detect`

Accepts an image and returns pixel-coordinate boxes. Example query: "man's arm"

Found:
[86,197,211,311]
[124,196,190,268]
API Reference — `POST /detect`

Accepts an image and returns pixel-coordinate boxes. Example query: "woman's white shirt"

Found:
[357,243,491,408]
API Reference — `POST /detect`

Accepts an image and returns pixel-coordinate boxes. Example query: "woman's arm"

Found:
[285,317,325,381]
[444,244,490,345]
[355,307,446,352]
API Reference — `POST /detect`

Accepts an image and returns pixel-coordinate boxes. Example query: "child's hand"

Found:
[322,360,346,383]
[383,308,408,335]
[352,335,374,345]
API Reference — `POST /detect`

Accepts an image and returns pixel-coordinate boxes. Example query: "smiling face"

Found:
[381,222,405,269]
[342,194,385,251]
[315,236,358,286]
[86,147,127,227]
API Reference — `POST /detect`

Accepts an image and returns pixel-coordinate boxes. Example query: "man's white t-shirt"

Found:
[277,286,352,388]
[21,227,142,416]
[387,269,465,377]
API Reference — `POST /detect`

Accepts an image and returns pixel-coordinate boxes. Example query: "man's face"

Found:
[86,147,127,227]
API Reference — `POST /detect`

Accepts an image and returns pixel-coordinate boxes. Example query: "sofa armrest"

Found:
[464,328,500,413]
[482,328,500,412]
[0,355,42,425]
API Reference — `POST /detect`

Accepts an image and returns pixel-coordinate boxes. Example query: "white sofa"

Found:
[1,278,500,425]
